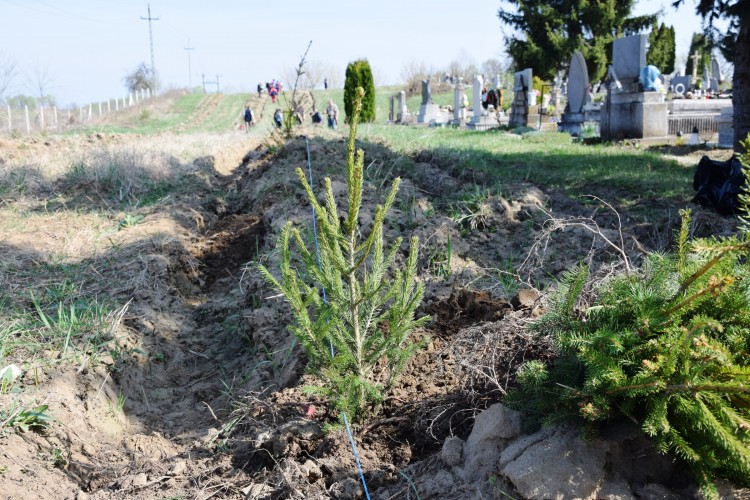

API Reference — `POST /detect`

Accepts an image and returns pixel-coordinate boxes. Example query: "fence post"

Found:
[98,102,102,116]
[6,105,11,133]
[39,105,45,129]
[115,98,119,111]
[88,104,92,120]
[24,105,30,133]
[53,106,58,128]
[107,99,111,113]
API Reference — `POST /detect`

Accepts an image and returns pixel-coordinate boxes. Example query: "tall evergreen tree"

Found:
[647,23,676,74]
[685,33,713,80]
[344,60,376,123]
[497,0,657,82]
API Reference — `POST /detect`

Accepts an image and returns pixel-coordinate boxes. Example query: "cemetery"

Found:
[1,2,748,500]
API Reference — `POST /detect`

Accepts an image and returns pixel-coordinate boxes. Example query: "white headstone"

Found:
[398,91,407,114]
[711,57,723,83]
[454,83,463,122]
[473,75,484,118]
[567,50,589,114]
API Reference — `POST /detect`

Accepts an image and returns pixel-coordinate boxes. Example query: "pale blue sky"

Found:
[0,0,711,107]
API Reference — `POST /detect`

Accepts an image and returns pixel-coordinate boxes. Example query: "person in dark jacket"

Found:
[243,106,254,131]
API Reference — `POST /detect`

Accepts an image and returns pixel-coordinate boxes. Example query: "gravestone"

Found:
[704,64,711,93]
[421,80,432,105]
[417,79,442,123]
[558,50,589,135]
[601,34,668,140]
[468,75,497,129]
[711,57,723,83]
[453,77,466,124]
[397,91,414,123]
[717,107,734,148]
[508,68,532,128]
[472,75,484,120]
[612,34,648,88]
[671,75,693,96]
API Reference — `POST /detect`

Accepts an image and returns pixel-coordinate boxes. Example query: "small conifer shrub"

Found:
[260,88,428,424]
[509,180,750,496]
[344,60,376,123]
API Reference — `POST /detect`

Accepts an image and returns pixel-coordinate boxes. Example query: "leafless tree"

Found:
[27,64,54,107]
[0,52,19,104]
[481,58,509,80]
[400,60,430,85]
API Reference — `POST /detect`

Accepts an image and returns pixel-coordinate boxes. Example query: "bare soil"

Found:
[0,131,738,499]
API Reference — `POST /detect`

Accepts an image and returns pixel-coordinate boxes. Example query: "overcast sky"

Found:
[0,0,711,107]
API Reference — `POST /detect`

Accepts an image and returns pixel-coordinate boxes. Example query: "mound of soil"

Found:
[1,132,742,499]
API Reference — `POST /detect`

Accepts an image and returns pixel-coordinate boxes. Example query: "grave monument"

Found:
[558,50,589,135]
[468,75,498,129]
[601,34,668,140]
[508,68,532,128]
[453,77,466,125]
[397,91,414,123]
[417,79,442,124]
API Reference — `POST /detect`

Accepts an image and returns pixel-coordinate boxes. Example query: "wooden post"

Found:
[39,105,45,129]
[7,105,11,133]
[98,102,102,116]
[87,104,92,120]
[24,105,30,133]
[115,98,119,111]
[53,106,58,128]
[107,100,111,113]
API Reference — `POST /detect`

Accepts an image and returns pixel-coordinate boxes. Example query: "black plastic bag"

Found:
[692,155,745,214]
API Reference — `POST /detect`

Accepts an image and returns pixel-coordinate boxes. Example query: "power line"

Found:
[140,4,159,91]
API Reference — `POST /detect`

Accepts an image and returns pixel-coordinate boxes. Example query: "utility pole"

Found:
[184,38,195,92]
[141,4,159,92]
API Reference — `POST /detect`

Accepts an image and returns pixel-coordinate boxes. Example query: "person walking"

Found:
[257,83,263,98]
[243,105,254,131]
[325,99,339,130]
[274,109,283,128]
[324,77,328,90]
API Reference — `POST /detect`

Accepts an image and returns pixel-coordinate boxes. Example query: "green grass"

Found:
[348,125,694,208]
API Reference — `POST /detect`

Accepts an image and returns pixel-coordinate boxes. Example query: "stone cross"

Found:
[690,53,701,80]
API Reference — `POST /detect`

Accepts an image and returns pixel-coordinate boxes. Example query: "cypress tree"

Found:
[344,60,376,123]
[647,23,676,74]
[685,33,712,80]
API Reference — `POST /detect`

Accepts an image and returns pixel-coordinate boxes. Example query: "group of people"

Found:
[257,80,284,102]
[271,99,339,130]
